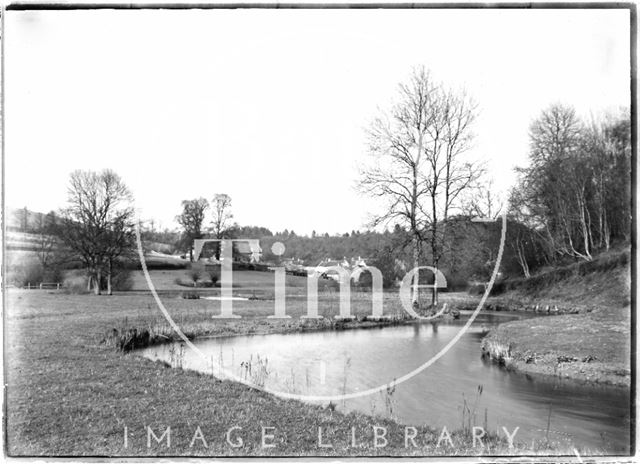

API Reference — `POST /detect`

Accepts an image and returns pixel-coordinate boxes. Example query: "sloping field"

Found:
[492,248,630,310]
[482,248,631,386]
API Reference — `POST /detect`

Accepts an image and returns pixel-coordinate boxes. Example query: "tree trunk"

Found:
[94,268,102,295]
[107,259,112,295]
[430,224,438,308]
[431,261,439,307]
[514,240,531,278]
[604,215,611,251]
[412,233,420,306]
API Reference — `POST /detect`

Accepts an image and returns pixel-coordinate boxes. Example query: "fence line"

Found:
[25,282,61,290]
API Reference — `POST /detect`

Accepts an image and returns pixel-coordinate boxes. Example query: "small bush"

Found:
[181,291,200,299]
[62,270,90,294]
[43,265,65,285]
[174,277,214,288]
[60,267,133,293]
[110,268,134,291]
[104,327,151,351]
[468,283,486,295]
[9,261,44,287]
[187,268,202,284]
[207,268,220,285]
[445,274,469,292]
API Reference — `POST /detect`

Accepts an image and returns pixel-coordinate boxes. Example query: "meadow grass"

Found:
[481,306,631,386]
[6,263,626,456]
[128,269,339,292]
[6,288,538,456]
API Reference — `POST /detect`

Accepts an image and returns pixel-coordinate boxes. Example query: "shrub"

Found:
[61,267,133,293]
[23,263,45,287]
[206,267,220,286]
[9,260,44,287]
[109,268,134,291]
[104,326,151,351]
[187,268,202,286]
[62,270,90,294]
[175,271,215,287]
[43,265,65,285]
[468,283,487,295]
[181,291,200,299]
[444,274,469,292]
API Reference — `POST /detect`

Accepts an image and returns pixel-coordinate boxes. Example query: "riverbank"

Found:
[480,249,631,387]
[11,290,551,456]
[481,308,630,387]
[102,305,419,352]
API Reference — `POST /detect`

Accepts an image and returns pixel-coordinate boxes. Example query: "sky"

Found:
[4,7,631,235]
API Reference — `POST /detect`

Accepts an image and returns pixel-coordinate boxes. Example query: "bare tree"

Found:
[103,214,136,295]
[462,178,502,220]
[581,111,632,250]
[34,212,58,271]
[513,105,631,265]
[59,170,135,295]
[210,193,233,260]
[211,193,233,238]
[515,104,592,261]
[176,198,209,261]
[426,87,482,307]
[359,66,480,307]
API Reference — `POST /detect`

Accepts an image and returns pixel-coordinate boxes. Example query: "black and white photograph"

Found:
[2,2,635,459]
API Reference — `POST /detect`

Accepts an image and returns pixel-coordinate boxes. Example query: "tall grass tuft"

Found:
[481,339,514,368]
[461,385,484,435]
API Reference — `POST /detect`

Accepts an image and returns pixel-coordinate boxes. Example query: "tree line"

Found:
[10,67,630,297]
[509,104,630,276]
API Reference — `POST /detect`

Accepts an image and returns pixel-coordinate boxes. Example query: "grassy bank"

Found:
[8,290,546,457]
[480,249,631,387]
[102,304,416,352]
[107,268,473,350]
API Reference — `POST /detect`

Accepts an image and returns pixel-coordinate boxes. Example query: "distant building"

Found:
[312,256,368,282]
[233,240,262,263]
[204,240,262,263]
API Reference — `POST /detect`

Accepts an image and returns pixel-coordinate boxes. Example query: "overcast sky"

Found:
[5,8,630,235]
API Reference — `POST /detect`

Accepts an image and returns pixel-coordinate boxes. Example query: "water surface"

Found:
[138,312,630,453]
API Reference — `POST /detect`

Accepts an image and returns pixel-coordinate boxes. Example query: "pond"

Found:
[137,312,630,454]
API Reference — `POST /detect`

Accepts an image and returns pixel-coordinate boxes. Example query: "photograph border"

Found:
[2,1,636,459]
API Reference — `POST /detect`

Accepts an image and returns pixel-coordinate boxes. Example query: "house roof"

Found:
[234,240,262,254]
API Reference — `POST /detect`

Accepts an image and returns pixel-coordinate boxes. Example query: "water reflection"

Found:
[138,312,630,453]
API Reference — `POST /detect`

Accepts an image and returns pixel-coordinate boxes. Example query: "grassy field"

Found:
[481,306,631,386]
[6,258,631,456]
[129,269,338,293]
[5,289,538,457]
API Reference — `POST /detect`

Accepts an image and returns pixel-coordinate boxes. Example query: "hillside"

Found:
[489,247,631,311]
